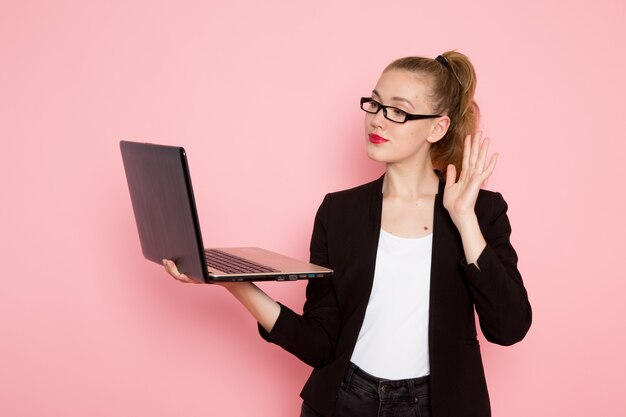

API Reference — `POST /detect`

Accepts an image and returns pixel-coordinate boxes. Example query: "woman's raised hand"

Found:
[443,132,498,228]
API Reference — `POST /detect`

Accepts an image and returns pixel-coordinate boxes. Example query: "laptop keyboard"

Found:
[205,249,278,274]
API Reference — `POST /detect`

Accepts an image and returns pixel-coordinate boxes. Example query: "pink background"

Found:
[1,0,625,416]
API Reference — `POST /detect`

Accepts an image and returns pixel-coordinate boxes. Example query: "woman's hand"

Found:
[162,259,259,291]
[443,132,497,265]
[162,259,203,284]
[443,132,498,229]
[162,259,280,331]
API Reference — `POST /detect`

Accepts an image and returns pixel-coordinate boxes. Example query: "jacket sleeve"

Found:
[461,192,532,346]
[258,194,341,367]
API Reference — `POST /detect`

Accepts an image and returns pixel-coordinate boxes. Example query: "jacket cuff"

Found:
[257,303,299,346]
[460,244,494,277]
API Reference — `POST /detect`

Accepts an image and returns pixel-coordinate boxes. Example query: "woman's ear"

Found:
[427,116,450,144]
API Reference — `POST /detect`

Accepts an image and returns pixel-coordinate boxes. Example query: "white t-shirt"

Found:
[350,229,432,379]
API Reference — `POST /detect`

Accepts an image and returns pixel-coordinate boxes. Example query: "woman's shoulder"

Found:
[475,188,509,219]
[314,176,384,220]
[325,175,384,201]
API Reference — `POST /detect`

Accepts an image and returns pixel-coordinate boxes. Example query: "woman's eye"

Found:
[369,102,380,110]
[392,108,406,117]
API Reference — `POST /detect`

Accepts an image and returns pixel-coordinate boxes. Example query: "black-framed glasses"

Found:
[360,97,441,123]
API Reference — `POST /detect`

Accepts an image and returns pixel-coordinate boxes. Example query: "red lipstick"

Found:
[369,133,389,144]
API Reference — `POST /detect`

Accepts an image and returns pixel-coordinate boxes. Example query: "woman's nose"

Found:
[369,108,386,128]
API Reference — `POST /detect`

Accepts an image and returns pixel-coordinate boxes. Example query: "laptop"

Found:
[120,140,333,283]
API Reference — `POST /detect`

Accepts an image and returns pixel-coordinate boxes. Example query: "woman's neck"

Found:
[383,160,440,200]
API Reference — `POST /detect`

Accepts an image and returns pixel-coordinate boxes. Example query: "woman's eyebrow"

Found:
[372,90,415,109]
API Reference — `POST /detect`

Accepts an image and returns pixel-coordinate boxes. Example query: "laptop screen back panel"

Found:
[120,141,209,282]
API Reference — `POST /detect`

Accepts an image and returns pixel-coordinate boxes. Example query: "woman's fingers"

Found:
[162,259,202,284]
[445,163,457,189]
[468,131,482,172]
[485,152,498,177]
[475,136,490,173]
[452,132,498,194]
[463,132,496,180]
[163,259,178,276]
[460,134,471,182]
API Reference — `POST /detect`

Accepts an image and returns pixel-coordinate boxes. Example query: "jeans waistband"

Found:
[346,362,430,388]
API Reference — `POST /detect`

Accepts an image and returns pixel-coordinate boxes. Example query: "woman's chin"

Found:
[366,151,384,163]
[366,144,385,161]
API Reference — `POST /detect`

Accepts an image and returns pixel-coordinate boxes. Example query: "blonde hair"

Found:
[384,51,479,179]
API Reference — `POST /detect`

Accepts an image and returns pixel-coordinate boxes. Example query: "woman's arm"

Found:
[443,132,531,345]
[163,193,342,368]
[162,260,280,333]
[460,193,532,345]
[257,194,342,367]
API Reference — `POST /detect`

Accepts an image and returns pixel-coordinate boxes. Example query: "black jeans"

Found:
[301,362,431,417]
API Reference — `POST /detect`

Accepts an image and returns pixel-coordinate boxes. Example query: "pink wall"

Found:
[1,0,625,416]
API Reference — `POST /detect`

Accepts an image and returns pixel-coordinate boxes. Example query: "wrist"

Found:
[453,215,487,265]
[220,281,256,296]
[451,213,479,234]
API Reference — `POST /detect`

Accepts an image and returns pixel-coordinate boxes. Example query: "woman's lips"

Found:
[369,133,389,144]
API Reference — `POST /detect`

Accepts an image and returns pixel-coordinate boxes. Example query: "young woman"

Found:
[164,51,532,417]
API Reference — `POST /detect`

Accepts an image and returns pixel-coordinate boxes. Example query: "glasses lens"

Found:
[361,98,380,114]
[385,106,408,123]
